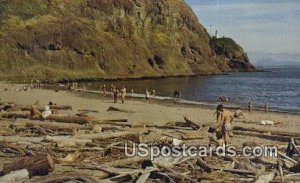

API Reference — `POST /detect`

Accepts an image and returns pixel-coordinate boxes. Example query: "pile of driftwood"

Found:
[0,103,299,183]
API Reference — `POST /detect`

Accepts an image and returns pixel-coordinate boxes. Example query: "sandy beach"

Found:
[1,83,299,140]
[0,83,300,182]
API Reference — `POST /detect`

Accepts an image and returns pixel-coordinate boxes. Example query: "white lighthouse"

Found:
[215,30,219,38]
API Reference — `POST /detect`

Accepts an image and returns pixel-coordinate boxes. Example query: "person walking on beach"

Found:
[121,86,127,104]
[264,102,269,114]
[216,104,234,146]
[219,94,229,103]
[152,89,156,98]
[264,101,269,120]
[113,86,119,103]
[145,89,150,103]
[248,101,253,114]
[173,90,181,101]
[103,84,107,96]
[110,84,114,92]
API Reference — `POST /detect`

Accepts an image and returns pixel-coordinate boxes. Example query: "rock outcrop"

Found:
[210,37,256,72]
[0,0,255,81]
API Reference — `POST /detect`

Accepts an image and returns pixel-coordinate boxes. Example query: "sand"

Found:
[0,82,299,147]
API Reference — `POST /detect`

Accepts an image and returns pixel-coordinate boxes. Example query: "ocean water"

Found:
[88,67,300,112]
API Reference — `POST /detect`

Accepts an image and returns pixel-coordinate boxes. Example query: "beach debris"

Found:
[93,118,128,124]
[184,116,201,130]
[21,105,72,112]
[233,126,300,142]
[255,173,275,183]
[78,109,99,113]
[286,138,300,158]
[46,115,92,125]
[261,120,274,126]
[0,169,30,183]
[3,154,54,176]
[107,106,133,113]
[0,101,299,182]
[291,163,300,173]
[172,138,183,146]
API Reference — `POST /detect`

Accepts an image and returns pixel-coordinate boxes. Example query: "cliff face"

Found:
[210,37,256,72]
[0,0,255,81]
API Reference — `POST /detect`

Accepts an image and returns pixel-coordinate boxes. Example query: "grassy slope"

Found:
[0,0,254,82]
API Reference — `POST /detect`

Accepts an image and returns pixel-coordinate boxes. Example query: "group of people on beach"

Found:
[98,84,159,104]
[102,84,127,104]
[145,89,157,102]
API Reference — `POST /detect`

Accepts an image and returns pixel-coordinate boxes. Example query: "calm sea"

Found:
[88,67,300,112]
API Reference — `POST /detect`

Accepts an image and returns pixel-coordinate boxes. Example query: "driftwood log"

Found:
[233,130,300,142]
[75,131,140,143]
[99,156,150,168]
[21,105,72,112]
[8,120,89,133]
[184,116,201,130]
[0,142,26,155]
[0,169,29,183]
[233,126,300,137]
[107,106,132,113]
[0,112,29,119]
[93,118,128,124]
[197,158,256,175]
[46,115,91,125]
[0,136,44,143]
[44,135,93,147]
[28,172,107,183]
[3,154,55,176]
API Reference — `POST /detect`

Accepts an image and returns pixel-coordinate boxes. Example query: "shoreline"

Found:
[76,88,300,116]
[2,81,299,115]
[1,82,300,134]
[4,69,268,84]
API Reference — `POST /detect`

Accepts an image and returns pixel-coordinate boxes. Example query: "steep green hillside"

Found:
[0,0,255,81]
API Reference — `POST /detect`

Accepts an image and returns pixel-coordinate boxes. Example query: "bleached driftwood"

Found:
[44,135,93,147]
[0,169,29,183]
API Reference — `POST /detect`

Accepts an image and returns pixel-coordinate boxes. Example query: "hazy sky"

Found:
[185,0,300,60]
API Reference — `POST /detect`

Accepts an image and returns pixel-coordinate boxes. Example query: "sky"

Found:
[185,0,300,63]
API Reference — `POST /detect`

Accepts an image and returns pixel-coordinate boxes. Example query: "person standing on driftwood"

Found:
[120,86,127,104]
[216,104,234,146]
